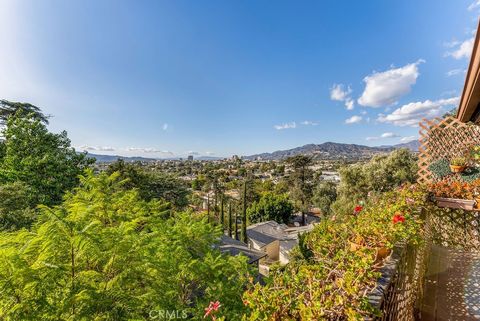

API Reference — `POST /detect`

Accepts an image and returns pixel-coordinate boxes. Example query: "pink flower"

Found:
[204,301,221,319]
[406,198,414,205]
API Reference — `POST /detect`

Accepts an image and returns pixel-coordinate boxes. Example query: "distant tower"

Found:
[187,155,194,161]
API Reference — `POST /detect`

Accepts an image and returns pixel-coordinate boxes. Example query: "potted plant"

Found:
[450,157,468,173]
[471,145,480,164]
[429,179,476,210]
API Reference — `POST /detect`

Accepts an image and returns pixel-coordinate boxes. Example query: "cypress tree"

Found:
[234,205,238,240]
[241,180,248,243]
[206,194,210,223]
[220,194,224,229]
[228,202,232,237]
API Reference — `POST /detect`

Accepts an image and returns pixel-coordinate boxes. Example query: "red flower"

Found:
[204,301,221,319]
[353,205,363,215]
[392,213,406,224]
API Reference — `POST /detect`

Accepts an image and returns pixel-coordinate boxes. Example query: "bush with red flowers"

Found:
[243,184,429,320]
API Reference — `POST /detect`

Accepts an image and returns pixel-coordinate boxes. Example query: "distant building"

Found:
[187,155,194,161]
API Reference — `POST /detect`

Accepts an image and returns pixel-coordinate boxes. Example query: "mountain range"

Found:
[85,140,419,163]
[244,140,419,161]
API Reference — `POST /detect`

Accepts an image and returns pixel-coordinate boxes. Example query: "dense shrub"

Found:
[0,171,252,321]
[247,192,294,224]
[332,149,418,216]
[243,184,429,320]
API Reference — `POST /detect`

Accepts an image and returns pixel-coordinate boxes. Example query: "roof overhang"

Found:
[457,20,480,123]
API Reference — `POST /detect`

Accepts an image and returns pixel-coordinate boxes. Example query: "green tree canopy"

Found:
[0,182,36,231]
[106,160,190,209]
[0,100,49,124]
[0,113,93,206]
[332,149,418,215]
[312,181,337,215]
[0,171,252,320]
[247,192,294,224]
[286,155,314,224]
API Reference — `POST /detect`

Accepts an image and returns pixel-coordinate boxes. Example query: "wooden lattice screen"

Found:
[418,116,480,184]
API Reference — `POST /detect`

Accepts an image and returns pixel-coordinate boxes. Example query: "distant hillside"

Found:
[245,140,419,161]
[85,153,223,163]
[390,140,420,152]
[85,153,158,163]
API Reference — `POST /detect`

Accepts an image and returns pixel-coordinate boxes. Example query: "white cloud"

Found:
[187,151,200,155]
[126,147,172,154]
[274,122,297,130]
[381,132,400,138]
[345,99,354,110]
[446,37,474,59]
[358,60,424,108]
[330,84,354,110]
[400,136,417,142]
[344,115,362,124]
[365,132,400,141]
[80,145,115,152]
[162,123,169,131]
[205,151,215,156]
[377,96,460,127]
[301,120,319,126]
[446,69,466,77]
[468,0,480,10]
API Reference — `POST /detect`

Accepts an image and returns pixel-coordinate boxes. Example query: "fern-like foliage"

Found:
[0,171,252,320]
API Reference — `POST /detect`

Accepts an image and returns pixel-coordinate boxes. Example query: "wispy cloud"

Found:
[377,96,460,127]
[274,122,297,130]
[468,0,480,11]
[301,120,319,126]
[330,84,354,110]
[344,115,362,124]
[162,123,169,131]
[365,132,400,141]
[400,136,417,142]
[126,147,173,154]
[187,151,200,155]
[445,37,475,59]
[446,69,466,77]
[358,60,424,108]
[79,145,116,152]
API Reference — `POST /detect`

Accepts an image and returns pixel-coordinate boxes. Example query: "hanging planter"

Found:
[433,196,476,211]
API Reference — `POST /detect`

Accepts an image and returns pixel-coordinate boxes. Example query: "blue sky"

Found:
[0,0,478,158]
